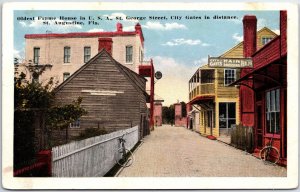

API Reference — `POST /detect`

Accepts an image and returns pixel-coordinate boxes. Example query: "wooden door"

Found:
[255,103,263,148]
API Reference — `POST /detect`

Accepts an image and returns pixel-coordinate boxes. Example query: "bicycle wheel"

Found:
[260,146,280,164]
[114,148,134,167]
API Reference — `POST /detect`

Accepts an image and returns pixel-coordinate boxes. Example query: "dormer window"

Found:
[262,37,273,45]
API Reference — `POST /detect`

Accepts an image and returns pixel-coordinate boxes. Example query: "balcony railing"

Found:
[189,83,215,100]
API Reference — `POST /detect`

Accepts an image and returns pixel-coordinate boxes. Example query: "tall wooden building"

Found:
[54,48,149,139]
[188,27,278,138]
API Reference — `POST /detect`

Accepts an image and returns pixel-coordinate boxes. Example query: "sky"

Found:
[14,10,280,106]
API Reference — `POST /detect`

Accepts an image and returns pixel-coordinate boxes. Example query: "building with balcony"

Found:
[188,27,278,138]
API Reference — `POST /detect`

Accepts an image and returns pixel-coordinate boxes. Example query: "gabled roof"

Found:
[220,27,278,58]
[258,27,278,36]
[194,27,278,71]
[54,49,148,98]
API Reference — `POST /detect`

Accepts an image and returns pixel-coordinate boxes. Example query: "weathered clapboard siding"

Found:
[217,68,240,98]
[52,126,139,177]
[54,50,148,138]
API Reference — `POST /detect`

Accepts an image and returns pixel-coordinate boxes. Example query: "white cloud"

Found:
[14,49,21,59]
[230,17,242,24]
[19,21,27,27]
[14,48,25,62]
[272,28,280,35]
[257,18,267,30]
[152,56,198,106]
[162,38,209,47]
[193,57,208,67]
[122,25,135,31]
[232,33,243,43]
[143,21,187,31]
[201,43,211,47]
[87,28,105,32]
[18,17,82,32]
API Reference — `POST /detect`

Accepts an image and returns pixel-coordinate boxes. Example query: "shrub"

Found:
[75,128,108,140]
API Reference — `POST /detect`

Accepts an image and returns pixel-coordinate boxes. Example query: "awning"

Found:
[188,95,215,111]
[189,95,214,105]
[229,62,286,89]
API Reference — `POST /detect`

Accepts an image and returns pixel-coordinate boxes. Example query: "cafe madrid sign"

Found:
[208,57,253,68]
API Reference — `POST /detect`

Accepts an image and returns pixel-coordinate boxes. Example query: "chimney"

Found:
[135,23,142,34]
[280,10,287,55]
[116,23,123,32]
[98,38,113,55]
[243,15,257,57]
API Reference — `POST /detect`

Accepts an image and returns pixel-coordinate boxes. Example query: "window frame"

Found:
[219,102,236,129]
[261,36,273,45]
[64,46,71,63]
[224,69,236,86]
[125,45,133,64]
[84,46,91,63]
[63,72,70,81]
[33,47,40,64]
[265,88,281,137]
[70,119,80,129]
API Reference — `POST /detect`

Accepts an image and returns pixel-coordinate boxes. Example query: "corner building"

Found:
[188,27,278,138]
[233,11,287,165]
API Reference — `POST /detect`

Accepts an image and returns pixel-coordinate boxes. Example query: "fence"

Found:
[230,124,254,152]
[52,126,139,177]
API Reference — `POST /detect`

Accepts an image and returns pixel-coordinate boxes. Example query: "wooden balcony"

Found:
[190,83,215,100]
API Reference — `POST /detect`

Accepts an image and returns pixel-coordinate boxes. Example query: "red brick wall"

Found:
[175,117,187,127]
[154,103,162,126]
[280,10,287,56]
[98,38,113,55]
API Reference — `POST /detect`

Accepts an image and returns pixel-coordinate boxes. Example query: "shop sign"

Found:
[208,57,253,68]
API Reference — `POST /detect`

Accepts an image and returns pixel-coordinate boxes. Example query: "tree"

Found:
[14,72,86,169]
[162,104,175,125]
[180,101,187,117]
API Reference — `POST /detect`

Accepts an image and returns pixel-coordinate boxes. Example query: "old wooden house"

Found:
[54,47,149,140]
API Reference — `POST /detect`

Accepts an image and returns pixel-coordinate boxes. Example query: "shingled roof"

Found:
[54,49,149,99]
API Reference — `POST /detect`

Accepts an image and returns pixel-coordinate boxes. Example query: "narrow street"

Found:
[118,125,287,177]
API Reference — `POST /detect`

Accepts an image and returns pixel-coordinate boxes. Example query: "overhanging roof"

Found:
[189,95,215,105]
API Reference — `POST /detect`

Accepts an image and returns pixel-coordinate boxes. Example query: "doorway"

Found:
[255,102,263,148]
[219,102,236,136]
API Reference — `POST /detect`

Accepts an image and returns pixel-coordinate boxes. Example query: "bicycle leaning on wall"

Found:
[259,137,280,164]
[114,133,134,167]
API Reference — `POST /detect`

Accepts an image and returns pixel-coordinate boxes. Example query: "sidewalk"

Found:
[118,125,287,177]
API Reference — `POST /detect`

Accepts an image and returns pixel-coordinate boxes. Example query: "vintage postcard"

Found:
[2,2,299,189]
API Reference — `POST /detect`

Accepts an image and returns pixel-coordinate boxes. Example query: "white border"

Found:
[2,2,299,189]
